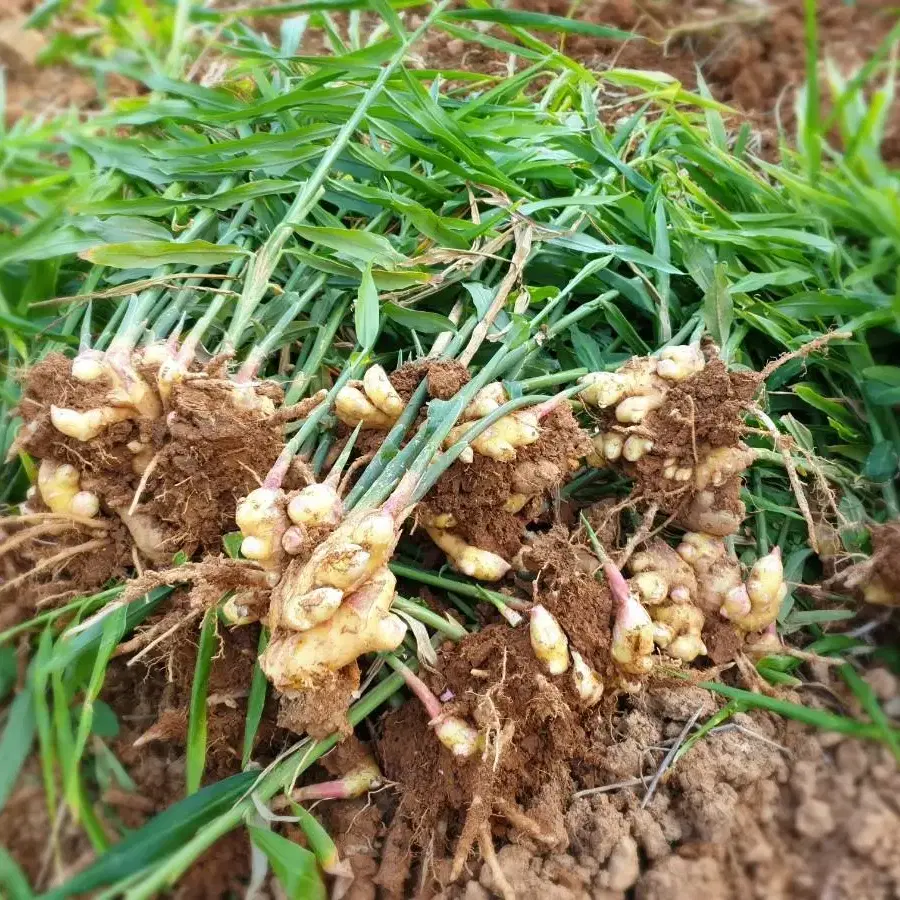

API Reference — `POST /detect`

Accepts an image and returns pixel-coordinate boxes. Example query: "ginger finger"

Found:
[287,482,343,528]
[236,487,287,570]
[720,547,787,632]
[628,539,697,605]
[650,602,706,662]
[606,562,655,677]
[656,343,704,381]
[50,405,133,442]
[462,382,507,420]
[363,364,405,418]
[677,532,742,615]
[694,445,756,491]
[335,386,396,429]
[529,605,570,675]
[571,650,604,706]
[261,568,405,692]
[37,460,100,518]
[425,525,511,581]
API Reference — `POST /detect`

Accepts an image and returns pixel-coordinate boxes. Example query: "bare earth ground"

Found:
[1,1,899,898]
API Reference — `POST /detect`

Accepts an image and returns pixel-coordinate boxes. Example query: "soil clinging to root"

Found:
[140,376,287,556]
[586,349,759,536]
[390,359,472,403]
[421,405,593,560]
[379,534,617,885]
[516,525,614,674]
[6,353,291,607]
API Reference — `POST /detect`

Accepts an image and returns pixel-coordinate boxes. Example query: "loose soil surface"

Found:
[0,0,117,121]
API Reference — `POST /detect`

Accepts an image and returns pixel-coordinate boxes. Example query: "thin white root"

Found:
[128,452,161,516]
[0,538,107,595]
[125,610,202,666]
[0,523,72,556]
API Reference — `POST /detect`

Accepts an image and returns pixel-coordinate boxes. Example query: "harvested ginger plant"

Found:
[4,327,310,610]
[580,343,759,536]
[3,11,899,900]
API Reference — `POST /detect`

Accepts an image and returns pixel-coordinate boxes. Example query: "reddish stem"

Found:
[533,394,567,421]
[293,779,357,802]
[392,657,442,721]
[263,446,293,490]
[235,350,262,385]
[603,562,632,611]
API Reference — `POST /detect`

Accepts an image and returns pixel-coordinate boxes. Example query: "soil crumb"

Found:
[390,359,471,403]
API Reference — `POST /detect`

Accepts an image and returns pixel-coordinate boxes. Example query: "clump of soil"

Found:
[380,626,579,855]
[516,525,614,674]
[15,354,139,486]
[637,357,758,479]
[422,404,593,560]
[390,359,471,403]
[0,514,132,626]
[278,665,361,739]
[588,348,759,536]
[122,615,284,778]
[347,358,472,460]
[139,377,287,557]
[378,532,618,886]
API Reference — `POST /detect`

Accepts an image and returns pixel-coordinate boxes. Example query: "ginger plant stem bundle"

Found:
[5,276,334,598]
[252,292,611,694]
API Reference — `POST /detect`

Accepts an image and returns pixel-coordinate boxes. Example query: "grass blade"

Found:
[839,664,900,763]
[802,0,822,181]
[241,627,270,769]
[80,241,248,269]
[185,609,219,796]
[248,827,326,900]
[41,773,257,899]
[0,687,36,814]
[290,805,342,874]
[0,846,33,899]
[65,605,127,817]
[443,7,636,41]
[354,264,380,348]
[698,680,900,745]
